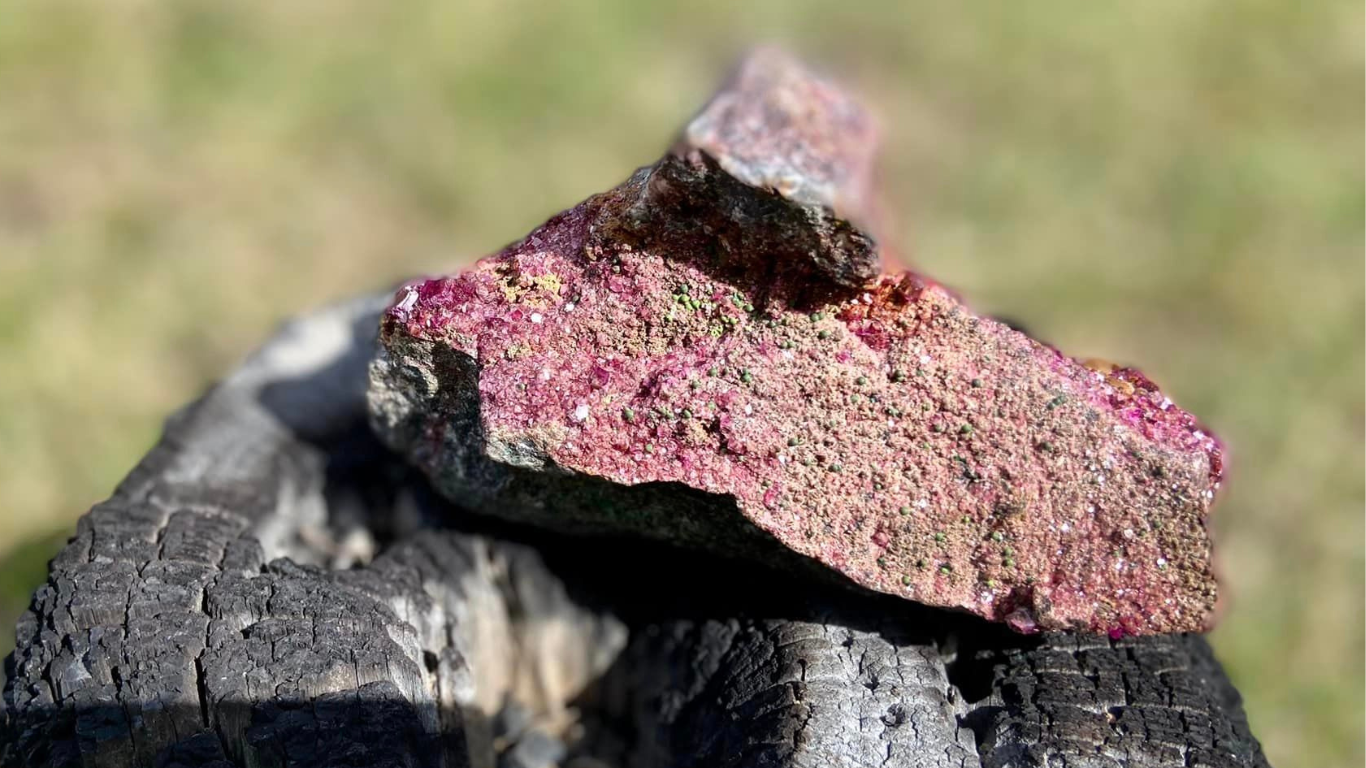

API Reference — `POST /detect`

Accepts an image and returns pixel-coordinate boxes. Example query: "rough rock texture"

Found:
[3,291,1267,767]
[670,47,883,287]
[368,52,1225,636]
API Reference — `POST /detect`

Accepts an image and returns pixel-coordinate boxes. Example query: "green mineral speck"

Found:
[856,376,868,386]
[933,532,946,543]
[898,506,910,515]
[939,565,952,576]
[1003,558,1016,568]
[901,575,912,585]
[959,424,973,435]
[741,370,754,384]
[828,463,843,473]
[818,329,832,340]
[877,557,887,568]
[622,407,635,423]
[788,437,800,447]
[971,378,983,388]
[991,531,1004,542]
[891,369,906,382]
[915,558,927,568]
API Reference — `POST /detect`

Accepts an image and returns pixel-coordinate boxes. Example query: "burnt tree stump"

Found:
[1,294,1269,768]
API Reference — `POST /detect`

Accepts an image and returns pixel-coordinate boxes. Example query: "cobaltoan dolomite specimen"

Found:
[368,51,1224,635]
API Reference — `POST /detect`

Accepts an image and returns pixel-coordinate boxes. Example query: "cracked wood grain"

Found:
[2,294,1269,768]
[962,633,1267,768]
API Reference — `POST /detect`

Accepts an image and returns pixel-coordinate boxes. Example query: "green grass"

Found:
[0,2,1360,765]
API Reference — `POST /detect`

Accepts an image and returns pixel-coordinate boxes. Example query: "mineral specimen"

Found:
[368,51,1224,635]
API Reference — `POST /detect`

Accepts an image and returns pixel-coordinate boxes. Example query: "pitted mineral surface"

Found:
[674,46,882,288]
[367,54,1224,636]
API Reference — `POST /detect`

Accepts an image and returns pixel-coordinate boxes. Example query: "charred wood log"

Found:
[2,295,1268,768]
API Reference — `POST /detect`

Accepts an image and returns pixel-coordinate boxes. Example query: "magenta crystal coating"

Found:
[368,52,1225,635]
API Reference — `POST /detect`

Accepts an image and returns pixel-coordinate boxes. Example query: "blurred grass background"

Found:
[0,1,1360,764]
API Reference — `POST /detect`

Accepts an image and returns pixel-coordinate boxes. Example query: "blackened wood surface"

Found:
[1,295,1268,768]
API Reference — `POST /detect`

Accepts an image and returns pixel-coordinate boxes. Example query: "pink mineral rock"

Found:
[368,51,1224,635]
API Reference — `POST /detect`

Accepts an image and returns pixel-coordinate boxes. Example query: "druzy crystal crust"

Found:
[368,51,1224,635]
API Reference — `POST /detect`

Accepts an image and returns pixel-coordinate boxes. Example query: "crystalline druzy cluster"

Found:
[368,51,1224,635]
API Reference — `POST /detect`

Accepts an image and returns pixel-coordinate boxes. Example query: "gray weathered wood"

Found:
[1,294,1269,768]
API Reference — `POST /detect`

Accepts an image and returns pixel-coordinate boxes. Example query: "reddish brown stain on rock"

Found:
[369,51,1224,635]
